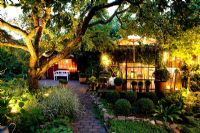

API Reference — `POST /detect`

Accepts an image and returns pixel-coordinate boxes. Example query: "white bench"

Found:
[54,70,70,81]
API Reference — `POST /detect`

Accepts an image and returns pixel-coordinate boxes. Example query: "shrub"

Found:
[164,91,184,106]
[38,87,80,120]
[0,79,43,133]
[138,92,158,104]
[16,106,44,133]
[87,76,97,85]
[153,100,182,122]
[115,99,131,116]
[124,91,137,104]
[59,79,68,84]
[107,86,115,90]
[154,67,170,81]
[36,117,73,133]
[135,98,155,114]
[114,77,123,86]
[105,91,120,104]
[109,120,168,133]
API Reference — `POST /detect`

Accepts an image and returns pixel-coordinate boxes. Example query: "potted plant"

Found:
[145,79,151,92]
[114,77,123,92]
[79,72,87,84]
[131,80,137,91]
[138,81,143,93]
[88,76,98,91]
[59,79,68,88]
[154,67,170,93]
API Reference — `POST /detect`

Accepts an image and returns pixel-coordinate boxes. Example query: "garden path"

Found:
[39,80,107,133]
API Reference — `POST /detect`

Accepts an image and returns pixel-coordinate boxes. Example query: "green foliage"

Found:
[181,64,200,91]
[36,117,73,133]
[181,88,199,113]
[0,48,28,80]
[16,106,44,133]
[87,76,97,85]
[38,87,80,120]
[180,117,200,133]
[82,23,116,51]
[59,79,68,84]
[135,98,155,115]
[99,71,111,78]
[138,92,158,104]
[105,91,120,104]
[154,67,170,81]
[153,100,182,122]
[0,80,77,133]
[124,91,137,104]
[163,89,200,114]
[171,26,200,65]
[164,92,184,107]
[109,120,168,133]
[115,99,131,116]
[0,79,42,132]
[114,77,123,86]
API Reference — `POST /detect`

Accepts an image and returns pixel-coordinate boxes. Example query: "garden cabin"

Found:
[41,51,78,80]
[105,36,183,92]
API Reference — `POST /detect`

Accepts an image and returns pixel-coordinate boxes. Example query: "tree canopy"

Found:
[0,0,199,90]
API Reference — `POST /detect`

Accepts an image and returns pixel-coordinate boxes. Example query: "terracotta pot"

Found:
[155,81,167,93]
[79,77,87,83]
[146,85,150,92]
[138,86,143,93]
[60,83,68,88]
[115,85,122,92]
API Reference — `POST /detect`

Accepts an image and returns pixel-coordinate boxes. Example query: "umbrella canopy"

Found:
[118,37,157,46]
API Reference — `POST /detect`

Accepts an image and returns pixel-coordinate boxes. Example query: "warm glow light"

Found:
[166,85,170,90]
[175,88,179,91]
[182,89,190,97]
[101,53,111,67]
[163,52,168,62]
[44,93,49,97]
[10,107,18,113]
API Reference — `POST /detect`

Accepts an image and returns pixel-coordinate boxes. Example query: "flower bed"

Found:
[94,89,200,132]
[0,79,80,133]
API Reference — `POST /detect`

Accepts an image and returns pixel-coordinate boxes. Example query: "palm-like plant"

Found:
[153,100,182,122]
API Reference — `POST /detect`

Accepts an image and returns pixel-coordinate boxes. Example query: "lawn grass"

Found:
[109,120,168,133]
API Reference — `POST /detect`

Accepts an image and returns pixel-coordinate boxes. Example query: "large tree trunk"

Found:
[28,67,39,91]
[28,56,39,91]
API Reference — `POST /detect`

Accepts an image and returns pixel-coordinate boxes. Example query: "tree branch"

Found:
[0,42,29,51]
[0,18,28,37]
[88,8,129,27]
[37,37,81,76]
[77,0,124,36]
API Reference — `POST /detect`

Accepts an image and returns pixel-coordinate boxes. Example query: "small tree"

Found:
[171,26,200,90]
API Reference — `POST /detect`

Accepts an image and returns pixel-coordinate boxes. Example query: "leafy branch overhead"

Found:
[0,0,143,90]
[0,0,199,90]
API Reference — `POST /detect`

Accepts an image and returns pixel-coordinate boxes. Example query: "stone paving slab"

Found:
[39,80,107,133]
